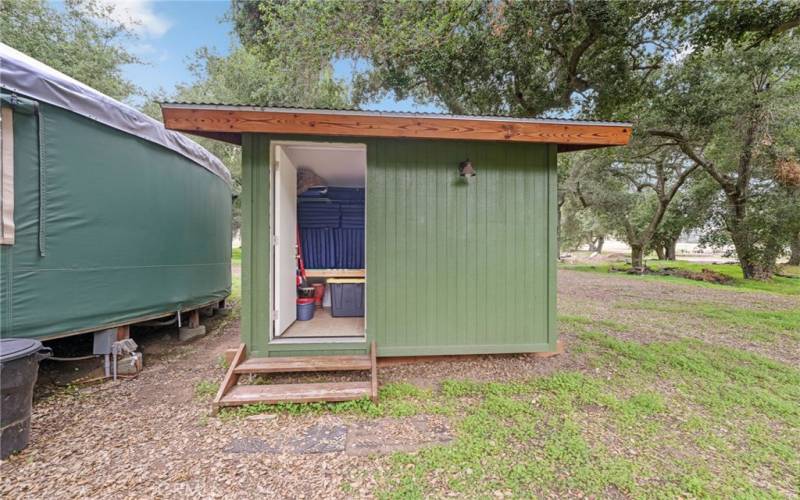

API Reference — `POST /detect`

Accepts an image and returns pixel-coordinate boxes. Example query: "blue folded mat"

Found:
[298,188,365,268]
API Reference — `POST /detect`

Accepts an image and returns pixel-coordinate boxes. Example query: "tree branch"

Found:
[559,26,598,104]
[646,129,733,192]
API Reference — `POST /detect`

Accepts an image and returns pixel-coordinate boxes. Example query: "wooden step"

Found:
[217,381,372,406]
[233,355,372,374]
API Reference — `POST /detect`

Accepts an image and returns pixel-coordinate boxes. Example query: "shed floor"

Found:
[279,308,364,338]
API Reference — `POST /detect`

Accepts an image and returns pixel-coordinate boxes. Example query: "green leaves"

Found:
[1,0,140,101]
[231,0,693,117]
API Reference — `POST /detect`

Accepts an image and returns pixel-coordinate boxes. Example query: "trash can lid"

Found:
[0,338,44,363]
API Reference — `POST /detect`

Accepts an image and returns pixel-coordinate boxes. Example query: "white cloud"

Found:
[128,42,170,62]
[97,0,172,38]
[129,43,157,54]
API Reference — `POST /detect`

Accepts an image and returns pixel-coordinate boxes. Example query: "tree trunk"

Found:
[655,245,665,261]
[730,227,778,279]
[740,260,774,280]
[630,245,645,273]
[666,239,677,260]
[789,232,800,266]
[595,236,604,254]
[585,232,596,253]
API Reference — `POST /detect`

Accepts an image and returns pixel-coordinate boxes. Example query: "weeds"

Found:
[374,333,799,497]
[195,379,219,399]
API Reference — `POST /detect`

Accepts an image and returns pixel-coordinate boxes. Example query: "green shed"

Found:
[0,44,232,341]
[161,103,630,408]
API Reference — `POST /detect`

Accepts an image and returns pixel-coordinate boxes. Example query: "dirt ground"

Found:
[0,270,796,498]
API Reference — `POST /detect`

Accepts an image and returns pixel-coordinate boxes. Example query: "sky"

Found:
[97,0,439,112]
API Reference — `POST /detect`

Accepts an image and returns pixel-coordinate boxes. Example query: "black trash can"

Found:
[0,339,51,458]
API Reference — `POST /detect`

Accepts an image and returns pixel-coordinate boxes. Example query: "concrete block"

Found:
[116,352,143,375]
[216,306,232,317]
[178,325,206,342]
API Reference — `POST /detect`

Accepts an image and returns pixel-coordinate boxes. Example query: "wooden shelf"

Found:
[305,269,365,279]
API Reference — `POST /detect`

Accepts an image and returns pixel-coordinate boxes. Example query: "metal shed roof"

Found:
[0,43,231,185]
[160,102,632,152]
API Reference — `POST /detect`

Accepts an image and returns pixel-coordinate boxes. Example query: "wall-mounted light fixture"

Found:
[458,159,476,178]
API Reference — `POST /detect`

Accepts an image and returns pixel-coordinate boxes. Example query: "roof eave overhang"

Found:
[160,103,632,153]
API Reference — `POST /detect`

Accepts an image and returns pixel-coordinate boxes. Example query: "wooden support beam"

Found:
[370,340,378,404]
[116,325,130,341]
[222,348,238,367]
[212,343,246,415]
[188,309,200,329]
[533,339,565,358]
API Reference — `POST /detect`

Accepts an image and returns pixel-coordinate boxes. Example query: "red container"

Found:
[312,283,325,306]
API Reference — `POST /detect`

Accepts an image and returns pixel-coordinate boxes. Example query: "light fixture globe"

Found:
[458,159,476,177]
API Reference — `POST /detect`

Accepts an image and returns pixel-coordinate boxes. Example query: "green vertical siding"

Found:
[239,135,556,357]
[367,139,555,356]
[240,134,271,355]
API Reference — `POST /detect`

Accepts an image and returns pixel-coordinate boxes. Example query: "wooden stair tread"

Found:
[218,381,372,406]
[234,355,372,374]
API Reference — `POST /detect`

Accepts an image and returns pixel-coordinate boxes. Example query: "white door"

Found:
[274,146,297,335]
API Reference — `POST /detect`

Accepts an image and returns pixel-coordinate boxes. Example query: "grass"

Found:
[559,314,631,333]
[230,273,241,302]
[620,299,800,342]
[370,332,799,498]
[560,259,800,295]
[230,246,241,302]
[780,264,800,277]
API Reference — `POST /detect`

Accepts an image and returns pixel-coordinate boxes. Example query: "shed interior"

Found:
[272,142,367,341]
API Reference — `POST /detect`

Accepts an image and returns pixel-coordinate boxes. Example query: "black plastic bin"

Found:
[0,339,52,458]
[328,278,365,317]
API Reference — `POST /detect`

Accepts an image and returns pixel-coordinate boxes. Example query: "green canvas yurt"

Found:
[0,44,232,340]
[161,103,630,409]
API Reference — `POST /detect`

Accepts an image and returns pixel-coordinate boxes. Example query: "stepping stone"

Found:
[345,416,453,456]
[223,437,280,454]
[288,424,347,454]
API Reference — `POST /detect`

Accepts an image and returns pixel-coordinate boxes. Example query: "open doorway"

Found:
[271,141,366,341]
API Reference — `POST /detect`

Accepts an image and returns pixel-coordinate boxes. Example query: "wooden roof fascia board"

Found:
[161,105,632,151]
[191,131,242,145]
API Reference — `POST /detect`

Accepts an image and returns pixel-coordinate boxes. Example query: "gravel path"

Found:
[1,269,796,498]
